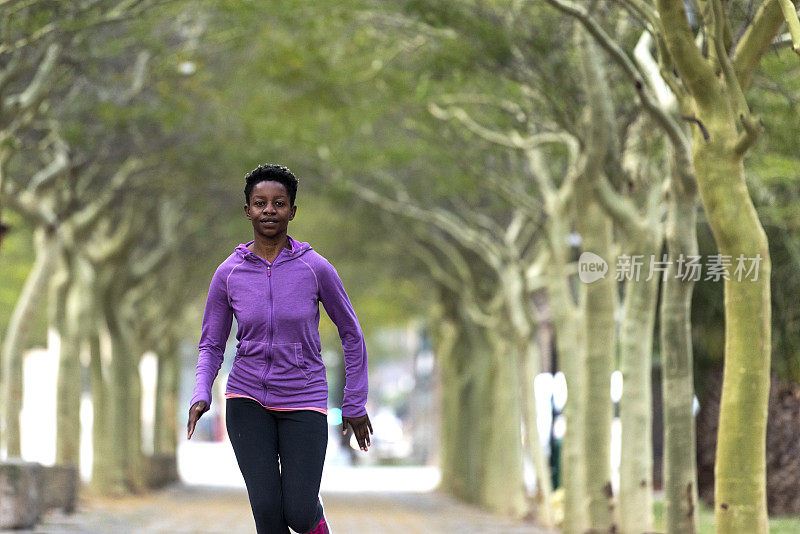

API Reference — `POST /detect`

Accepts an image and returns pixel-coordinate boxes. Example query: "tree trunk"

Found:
[617,261,659,534]
[503,264,554,524]
[652,2,778,529]
[102,292,145,494]
[519,338,554,526]
[692,125,771,534]
[575,178,617,532]
[1,225,57,457]
[544,205,587,534]
[154,337,179,455]
[433,288,488,505]
[54,249,82,465]
[660,144,700,534]
[88,325,116,494]
[480,329,527,517]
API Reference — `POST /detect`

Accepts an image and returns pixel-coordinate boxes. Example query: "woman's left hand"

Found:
[342,412,373,451]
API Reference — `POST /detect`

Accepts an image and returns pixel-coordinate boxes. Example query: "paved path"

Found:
[14,484,555,534]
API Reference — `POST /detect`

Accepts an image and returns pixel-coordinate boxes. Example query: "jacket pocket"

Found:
[231,340,266,384]
[266,342,309,392]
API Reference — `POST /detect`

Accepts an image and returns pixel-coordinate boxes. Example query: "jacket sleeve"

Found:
[190,263,234,409]
[317,259,369,418]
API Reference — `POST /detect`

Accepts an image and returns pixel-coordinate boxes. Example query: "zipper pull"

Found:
[267,265,271,277]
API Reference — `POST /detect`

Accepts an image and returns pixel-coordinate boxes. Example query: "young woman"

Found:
[186,164,373,534]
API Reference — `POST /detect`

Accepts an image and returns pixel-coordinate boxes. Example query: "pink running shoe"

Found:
[306,495,332,534]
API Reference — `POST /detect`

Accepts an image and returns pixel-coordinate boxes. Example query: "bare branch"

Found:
[28,132,70,192]
[347,178,506,268]
[616,0,661,33]
[86,206,138,265]
[0,50,24,97]
[777,0,800,55]
[654,0,719,106]
[593,174,642,232]
[525,245,552,291]
[545,0,690,162]
[437,93,529,119]
[710,0,752,121]
[428,102,518,148]
[4,186,57,227]
[733,0,793,90]
[733,113,763,155]
[5,43,62,113]
[71,158,145,237]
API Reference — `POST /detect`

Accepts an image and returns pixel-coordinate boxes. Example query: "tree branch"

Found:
[654,0,719,106]
[616,0,662,34]
[710,0,752,121]
[545,0,690,166]
[733,113,763,155]
[777,0,800,55]
[71,158,144,238]
[593,174,642,232]
[350,179,505,267]
[733,0,794,91]
[28,131,70,192]
[5,43,62,114]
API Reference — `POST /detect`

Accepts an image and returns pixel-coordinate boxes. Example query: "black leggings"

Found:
[225,397,328,534]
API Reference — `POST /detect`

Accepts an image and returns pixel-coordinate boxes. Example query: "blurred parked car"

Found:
[350,406,412,463]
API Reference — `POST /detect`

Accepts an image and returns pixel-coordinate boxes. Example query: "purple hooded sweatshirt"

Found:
[190,235,368,418]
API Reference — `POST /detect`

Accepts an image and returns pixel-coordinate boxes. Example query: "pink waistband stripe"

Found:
[224,392,329,416]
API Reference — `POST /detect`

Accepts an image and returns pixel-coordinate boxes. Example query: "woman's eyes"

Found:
[254,201,285,207]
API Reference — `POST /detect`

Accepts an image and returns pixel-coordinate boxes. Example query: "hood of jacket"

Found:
[234,234,313,265]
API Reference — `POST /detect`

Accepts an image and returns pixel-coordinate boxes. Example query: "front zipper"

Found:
[267,264,274,383]
[260,262,275,398]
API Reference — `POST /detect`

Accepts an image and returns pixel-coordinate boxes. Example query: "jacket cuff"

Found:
[190,391,211,410]
[341,388,368,418]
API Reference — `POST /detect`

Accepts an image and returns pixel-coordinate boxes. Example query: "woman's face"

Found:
[244,180,296,239]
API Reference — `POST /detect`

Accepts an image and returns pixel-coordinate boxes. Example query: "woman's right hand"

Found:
[187,400,209,440]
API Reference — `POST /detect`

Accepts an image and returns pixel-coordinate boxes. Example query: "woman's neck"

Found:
[248,234,290,262]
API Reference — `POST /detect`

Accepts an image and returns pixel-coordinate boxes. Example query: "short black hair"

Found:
[244,164,299,206]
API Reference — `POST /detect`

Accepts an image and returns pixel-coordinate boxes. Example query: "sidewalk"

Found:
[16,483,556,534]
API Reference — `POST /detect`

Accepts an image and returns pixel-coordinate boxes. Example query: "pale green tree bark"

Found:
[410,228,505,506]
[574,176,617,532]
[633,32,702,534]
[594,168,663,534]
[574,26,619,531]
[83,197,176,494]
[580,35,665,534]
[430,287,491,504]
[0,225,58,457]
[516,142,588,534]
[353,181,547,520]
[537,2,715,528]
[154,340,179,455]
[52,246,82,466]
[87,325,115,494]
[660,144,700,534]
[653,1,797,531]
[429,90,592,532]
